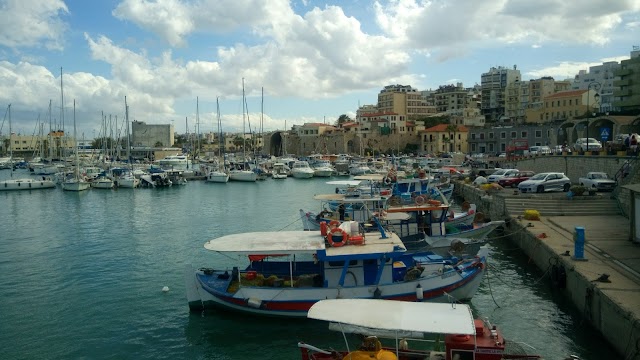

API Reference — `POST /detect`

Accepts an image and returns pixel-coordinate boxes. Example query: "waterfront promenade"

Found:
[456,183,640,358]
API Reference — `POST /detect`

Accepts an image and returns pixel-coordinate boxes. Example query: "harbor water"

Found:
[0,170,616,359]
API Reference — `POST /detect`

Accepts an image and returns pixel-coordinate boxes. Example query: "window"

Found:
[501,132,506,139]
[480,133,485,140]
[521,131,527,138]
[471,133,476,140]
[511,131,516,138]
[535,130,541,138]
[489,132,494,139]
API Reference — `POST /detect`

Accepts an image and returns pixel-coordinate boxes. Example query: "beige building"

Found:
[419,124,469,154]
[525,89,600,123]
[506,77,571,123]
[5,131,75,158]
[377,85,434,125]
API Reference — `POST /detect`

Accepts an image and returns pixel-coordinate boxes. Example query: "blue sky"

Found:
[1,0,639,139]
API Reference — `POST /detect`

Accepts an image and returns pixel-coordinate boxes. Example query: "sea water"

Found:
[0,169,615,359]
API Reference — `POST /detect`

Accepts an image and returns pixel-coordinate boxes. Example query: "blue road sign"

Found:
[600,128,610,141]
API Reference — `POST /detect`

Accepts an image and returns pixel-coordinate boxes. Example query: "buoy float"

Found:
[162,286,170,292]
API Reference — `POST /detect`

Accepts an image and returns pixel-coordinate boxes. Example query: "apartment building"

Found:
[481,66,521,122]
[572,60,621,113]
[613,49,640,112]
[377,85,434,127]
[468,124,555,154]
[419,124,469,154]
[534,89,599,123]
[505,77,571,123]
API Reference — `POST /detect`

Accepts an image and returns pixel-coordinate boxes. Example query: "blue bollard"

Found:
[573,226,587,261]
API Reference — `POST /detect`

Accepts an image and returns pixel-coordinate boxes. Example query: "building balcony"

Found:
[614,68,632,76]
[613,89,631,97]
[613,79,630,87]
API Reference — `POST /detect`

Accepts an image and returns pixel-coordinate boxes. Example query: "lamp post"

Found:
[586,81,601,152]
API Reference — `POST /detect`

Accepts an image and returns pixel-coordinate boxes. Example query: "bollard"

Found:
[572,226,588,261]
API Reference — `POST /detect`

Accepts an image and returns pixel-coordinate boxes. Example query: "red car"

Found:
[498,171,535,188]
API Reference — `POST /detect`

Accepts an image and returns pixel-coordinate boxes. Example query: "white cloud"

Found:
[112,0,292,47]
[374,0,640,60]
[0,0,68,50]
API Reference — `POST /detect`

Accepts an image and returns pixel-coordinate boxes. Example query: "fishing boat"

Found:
[299,299,543,360]
[300,187,502,256]
[184,218,488,318]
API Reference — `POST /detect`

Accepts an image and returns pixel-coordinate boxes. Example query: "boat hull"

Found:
[185,258,486,318]
[229,170,257,182]
[207,171,229,183]
[0,178,56,191]
[62,180,91,191]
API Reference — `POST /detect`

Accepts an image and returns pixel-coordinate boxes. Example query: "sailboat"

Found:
[116,97,140,188]
[61,100,90,191]
[228,78,257,182]
[0,104,56,191]
[206,97,229,183]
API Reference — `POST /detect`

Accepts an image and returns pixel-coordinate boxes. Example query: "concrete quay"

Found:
[455,183,640,358]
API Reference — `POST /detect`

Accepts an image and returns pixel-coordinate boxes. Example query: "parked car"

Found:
[487,168,519,183]
[518,172,571,193]
[553,145,571,154]
[573,138,603,152]
[579,172,616,192]
[529,146,552,155]
[498,171,535,188]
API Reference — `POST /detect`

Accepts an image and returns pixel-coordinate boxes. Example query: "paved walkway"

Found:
[515,214,640,321]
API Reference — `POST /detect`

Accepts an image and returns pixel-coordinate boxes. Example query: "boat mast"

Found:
[242,78,246,165]
[7,104,12,177]
[73,100,79,180]
[60,68,65,160]
[125,96,131,166]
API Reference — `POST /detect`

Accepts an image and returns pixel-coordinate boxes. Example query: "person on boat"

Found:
[338,203,345,221]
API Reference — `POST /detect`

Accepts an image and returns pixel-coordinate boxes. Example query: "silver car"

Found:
[573,138,602,152]
[518,172,571,193]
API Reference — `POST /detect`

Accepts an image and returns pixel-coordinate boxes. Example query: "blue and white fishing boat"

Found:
[185,219,488,318]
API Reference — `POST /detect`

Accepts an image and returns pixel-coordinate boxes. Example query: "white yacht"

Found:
[291,160,315,179]
[156,154,190,169]
[312,159,334,177]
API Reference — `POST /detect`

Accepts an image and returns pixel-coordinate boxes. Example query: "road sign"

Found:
[600,128,610,141]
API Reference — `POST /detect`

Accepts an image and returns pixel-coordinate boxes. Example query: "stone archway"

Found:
[270,132,283,156]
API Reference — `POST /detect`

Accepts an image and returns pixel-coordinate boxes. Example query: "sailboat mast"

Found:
[60,68,65,159]
[125,96,131,164]
[242,78,246,162]
[48,100,52,161]
[73,100,79,179]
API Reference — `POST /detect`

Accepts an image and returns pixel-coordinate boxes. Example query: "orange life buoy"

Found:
[428,199,441,206]
[327,227,347,247]
[328,220,341,229]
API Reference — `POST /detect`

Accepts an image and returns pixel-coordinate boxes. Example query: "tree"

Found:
[417,115,450,129]
[232,135,244,150]
[154,141,164,147]
[335,114,352,126]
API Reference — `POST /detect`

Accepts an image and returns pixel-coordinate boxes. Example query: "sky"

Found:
[0,0,639,139]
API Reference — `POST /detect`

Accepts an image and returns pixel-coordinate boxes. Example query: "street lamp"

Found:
[586,81,601,152]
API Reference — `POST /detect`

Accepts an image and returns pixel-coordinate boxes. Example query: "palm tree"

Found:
[445,124,457,152]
